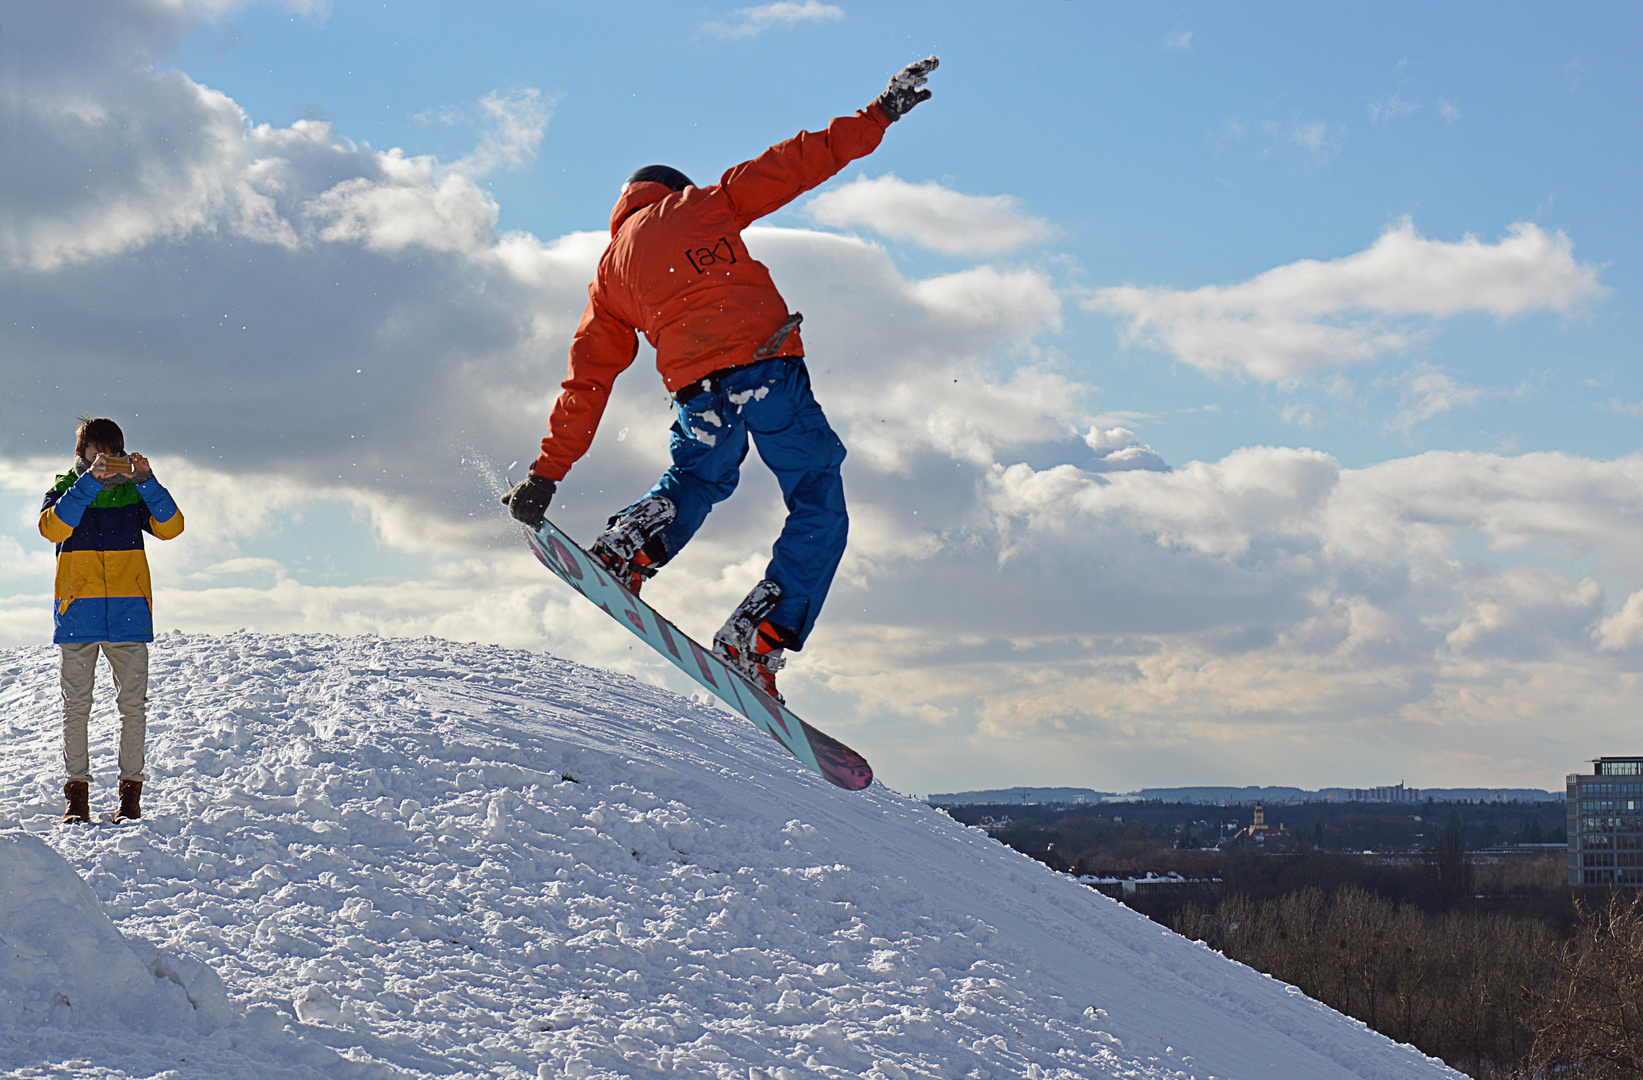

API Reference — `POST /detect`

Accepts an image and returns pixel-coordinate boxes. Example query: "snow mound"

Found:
[0,830,230,1033]
[0,632,1462,1079]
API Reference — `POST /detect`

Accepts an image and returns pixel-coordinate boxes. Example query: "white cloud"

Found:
[1280,402,1315,428]
[1084,428,1169,473]
[1601,398,1643,417]
[1444,568,1601,658]
[450,88,555,177]
[1386,364,1485,432]
[0,0,1069,516]
[986,446,1342,561]
[1283,120,1341,163]
[0,2,1081,720]
[7,81,548,269]
[1368,94,1421,124]
[944,447,1643,778]
[1439,98,1460,123]
[1164,30,1192,50]
[22,441,1643,792]
[0,9,605,537]
[909,265,1062,331]
[9,1,1643,794]
[1,71,251,271]
[1292,122,1330,152]
[704,1,844,39]
[739,228,1069,472]
[0,536,55,582]
[1219,118,1340,165]
[308,158,500,254]
[804,175,1053,254]
[1595,589,1643,651]
[1087,219,1607,381]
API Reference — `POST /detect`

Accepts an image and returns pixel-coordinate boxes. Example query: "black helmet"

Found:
[625,164,693,192]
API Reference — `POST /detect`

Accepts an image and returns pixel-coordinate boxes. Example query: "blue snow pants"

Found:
[644,357,847,647]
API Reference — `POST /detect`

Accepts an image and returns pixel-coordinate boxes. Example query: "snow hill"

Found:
[0,632,1462,1079]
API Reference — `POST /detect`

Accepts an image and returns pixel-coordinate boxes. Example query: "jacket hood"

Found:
[609,181,680,235]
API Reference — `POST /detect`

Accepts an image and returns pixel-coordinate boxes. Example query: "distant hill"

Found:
[1394,788,1563,802]
[929,784,1563,805]
[1135,786,1317,804]
[926,787,1113,805]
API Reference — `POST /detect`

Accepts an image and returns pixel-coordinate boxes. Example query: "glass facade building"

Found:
[1568,756,1643,887]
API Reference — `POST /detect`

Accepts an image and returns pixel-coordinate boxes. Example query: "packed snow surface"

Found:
[0,632,1462,1079]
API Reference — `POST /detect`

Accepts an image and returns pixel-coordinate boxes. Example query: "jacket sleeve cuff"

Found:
[865,101,894,129]
[135,477,182,523]
[530,456,567,482]
[150,510,185,540]
[39,508,73,542]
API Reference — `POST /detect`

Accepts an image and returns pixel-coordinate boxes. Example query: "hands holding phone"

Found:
[90,452,150,482]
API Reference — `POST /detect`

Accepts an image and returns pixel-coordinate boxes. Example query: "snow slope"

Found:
[0,632,1462,1079]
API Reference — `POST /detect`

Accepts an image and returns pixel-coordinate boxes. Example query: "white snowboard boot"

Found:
[589,495,676,595]
[713,580,798,703]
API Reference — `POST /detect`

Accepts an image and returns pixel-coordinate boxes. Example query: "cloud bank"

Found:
[704,2,844,39]
[1088,220,1607,381]
[805,175,1054,254]
[2,1,1636,794]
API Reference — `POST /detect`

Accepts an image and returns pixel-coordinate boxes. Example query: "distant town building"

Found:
[1078,871,1222,900]
[1568,757,1643,888]
[1222,802,1295,850]
[1337,782,1423,804]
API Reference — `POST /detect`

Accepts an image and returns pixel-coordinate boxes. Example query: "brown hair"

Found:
[75,415,125,458]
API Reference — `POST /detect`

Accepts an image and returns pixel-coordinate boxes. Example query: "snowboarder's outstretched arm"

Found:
[530,289,640,483]
[719,57,939,228]
[516,57,939,502]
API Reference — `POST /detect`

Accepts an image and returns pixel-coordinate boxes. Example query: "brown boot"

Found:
[61,781,91,825]
[114,779,142,824]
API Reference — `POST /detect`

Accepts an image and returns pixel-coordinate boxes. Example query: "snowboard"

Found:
[522,517,874,791]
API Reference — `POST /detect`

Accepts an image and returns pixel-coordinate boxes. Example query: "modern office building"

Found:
[1568,757,1643,887]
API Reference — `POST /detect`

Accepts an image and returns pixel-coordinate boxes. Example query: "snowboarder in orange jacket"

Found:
[508,57,938,701]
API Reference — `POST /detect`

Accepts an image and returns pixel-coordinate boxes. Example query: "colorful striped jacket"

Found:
[38,467,185,644]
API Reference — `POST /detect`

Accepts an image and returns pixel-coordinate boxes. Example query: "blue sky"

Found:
[4,1,1643,795]
[169,1,1643,465]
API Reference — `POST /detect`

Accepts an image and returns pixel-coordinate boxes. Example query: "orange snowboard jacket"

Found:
[532,103,893,481]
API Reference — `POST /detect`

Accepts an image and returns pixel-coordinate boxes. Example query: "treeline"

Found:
[1076,847,1576,929]
[947,798,1568,858]
[1174,885,1643,1079]
[942,800,1643,1077]
[1176,886,1551,1075]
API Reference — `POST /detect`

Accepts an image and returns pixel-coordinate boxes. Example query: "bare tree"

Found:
[1177,884,1558,1078]
[1433,809,1474,909]
[1531,890,1643,1079]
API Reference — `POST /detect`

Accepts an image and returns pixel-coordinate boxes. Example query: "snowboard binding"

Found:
[590,495,676,595]
[713,581,798,703]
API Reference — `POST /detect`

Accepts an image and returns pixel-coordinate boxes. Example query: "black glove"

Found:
[502,474,556,528]
[876,56,939,121]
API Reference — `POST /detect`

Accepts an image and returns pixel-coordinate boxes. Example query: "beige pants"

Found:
[59,642,147,783]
